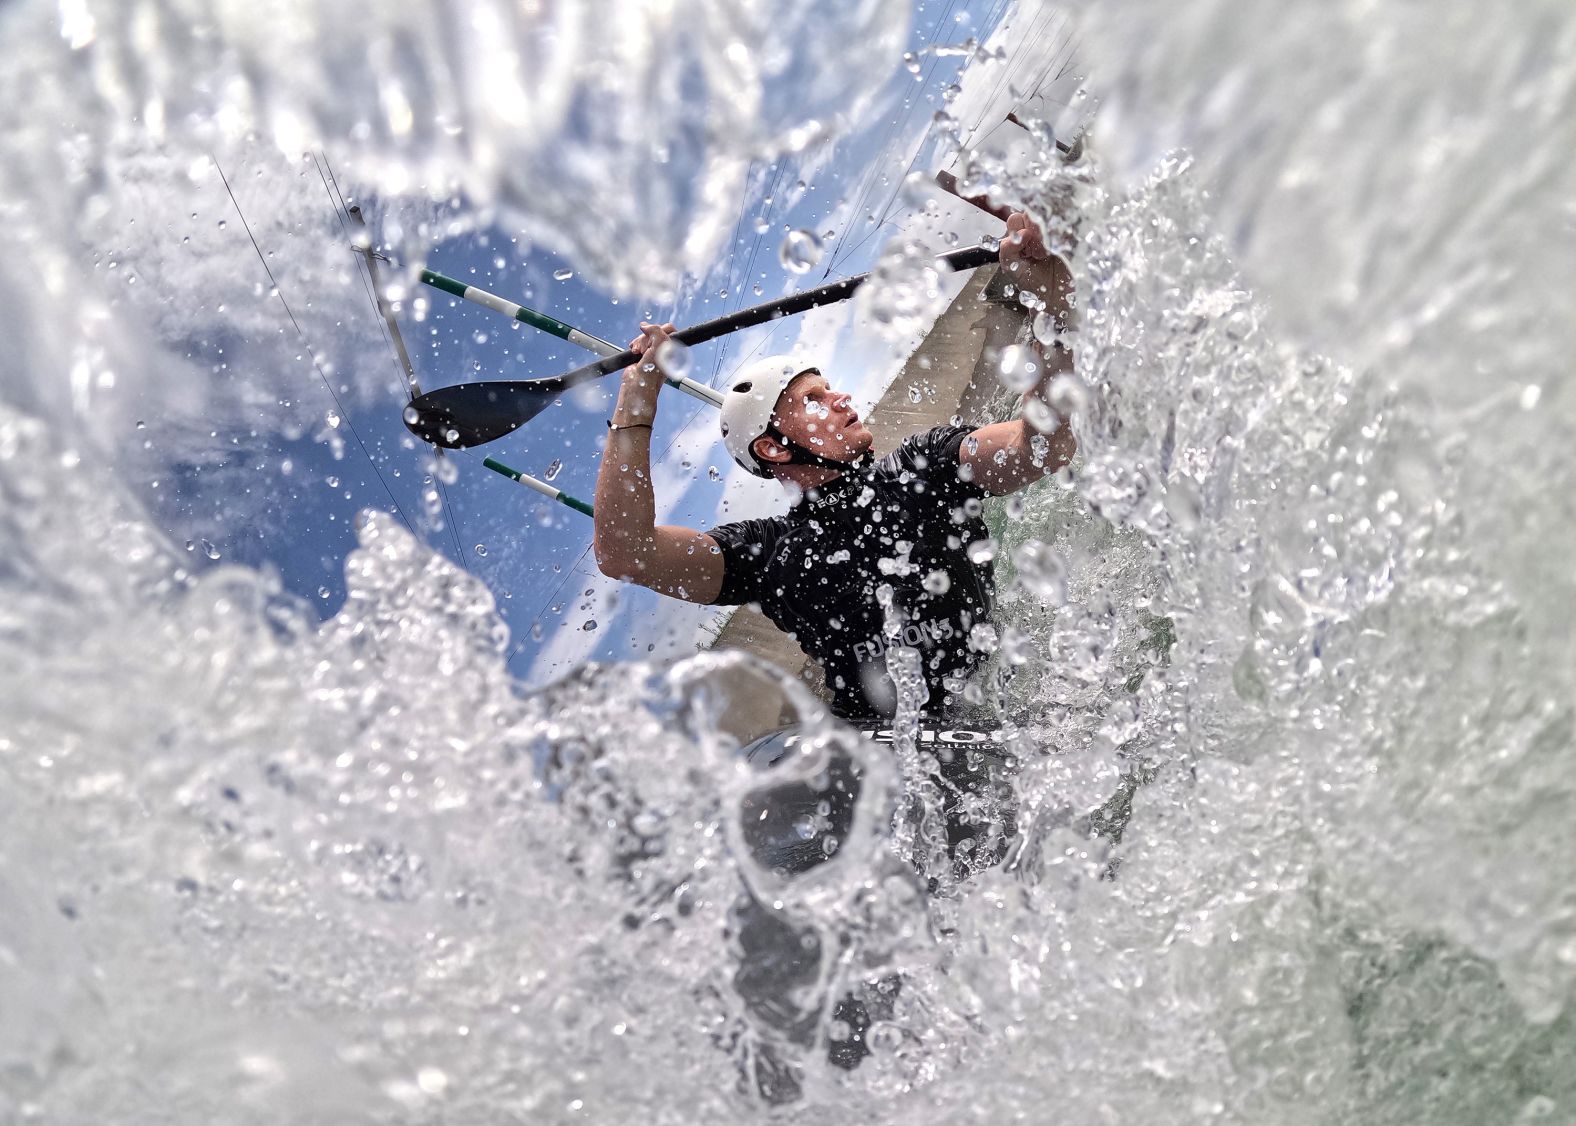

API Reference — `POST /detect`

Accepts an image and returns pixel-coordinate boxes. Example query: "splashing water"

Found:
[4,1,1576,1124]
[778,229,825,274]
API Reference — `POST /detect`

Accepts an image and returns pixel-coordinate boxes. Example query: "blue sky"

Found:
[118,0,1084,687]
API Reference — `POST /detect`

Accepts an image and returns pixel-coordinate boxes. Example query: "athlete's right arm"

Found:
[592,322,727,605]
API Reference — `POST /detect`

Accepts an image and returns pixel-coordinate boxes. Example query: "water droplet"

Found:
[968,623,999,653]
[200,539,221,560]
[1024,398,1059,432]
[899,172,935,210]
[135,420,146,429]
[1047,372,1091,417]
[708,465,722,481]
[1000,627,1035,666]
[1163,477,1204,531]
[472,330,489,345]
[216,219,227,230]
[474,544,488,557]
[582,619,598,632]
[995,344,1039,392]
[1012,540,1067,603]
[655,338,693,379]
[922,569,951,594]
[779,229,823,274]
[966,538,997,564]
[902,51,921,74]
[908,384,923,403]
[318,586,331,599]
[553,267,573,281]
[544,459,563,482]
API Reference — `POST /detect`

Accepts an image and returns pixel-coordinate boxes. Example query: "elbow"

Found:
[593,535,644,582]
[593,534,625,580]
[595,549,632,581]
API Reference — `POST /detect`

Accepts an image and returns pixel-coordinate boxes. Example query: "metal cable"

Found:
[315,152,472,572]
[213,154,419,538]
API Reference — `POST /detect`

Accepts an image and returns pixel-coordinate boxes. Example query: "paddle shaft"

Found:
[483,457,594,516]
[419,268,723,410]
[540,242,999,395]
[420,269,620,356]
[404,242,998,448]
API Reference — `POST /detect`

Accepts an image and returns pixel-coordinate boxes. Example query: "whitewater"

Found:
[3,1,1574,1123]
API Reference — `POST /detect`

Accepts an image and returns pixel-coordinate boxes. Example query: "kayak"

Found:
[737,719,1015,881]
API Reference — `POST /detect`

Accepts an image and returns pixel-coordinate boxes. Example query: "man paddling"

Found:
[595,213,1075,1088]
[593,211,1076,720]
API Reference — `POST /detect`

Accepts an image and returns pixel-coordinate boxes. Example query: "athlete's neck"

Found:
[774,458,861,497]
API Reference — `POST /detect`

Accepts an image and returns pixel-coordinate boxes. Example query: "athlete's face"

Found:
[765,372,874,464]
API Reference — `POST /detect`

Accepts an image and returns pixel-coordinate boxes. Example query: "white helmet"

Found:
[719,355,815,477]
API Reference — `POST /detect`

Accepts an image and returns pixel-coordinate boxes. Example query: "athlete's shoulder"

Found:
[703,512,800,606]
[705,511,793,556]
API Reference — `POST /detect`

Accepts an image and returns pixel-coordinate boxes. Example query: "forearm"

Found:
[1020,335,1074,427]
[998,317,1077,482]
[1011,249,1076,429]
[593,377,661,576]
[964,215,1078,489]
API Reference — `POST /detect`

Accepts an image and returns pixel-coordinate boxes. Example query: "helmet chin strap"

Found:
[761,425,873,475]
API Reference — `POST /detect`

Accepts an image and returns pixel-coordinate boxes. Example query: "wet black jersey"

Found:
[706,424,994,718]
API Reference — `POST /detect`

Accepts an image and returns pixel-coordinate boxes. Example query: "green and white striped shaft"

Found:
[420,268,725,410]
[421,269,617,355]
[483,457,594,517]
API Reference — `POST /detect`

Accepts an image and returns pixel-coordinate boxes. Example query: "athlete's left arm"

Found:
[963,212,1079,495]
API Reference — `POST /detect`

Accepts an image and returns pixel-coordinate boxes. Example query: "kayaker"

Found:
[593,210,1075,720]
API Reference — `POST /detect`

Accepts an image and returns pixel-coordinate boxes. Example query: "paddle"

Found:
[482,456,594,516]
[402,242,1000,449]
[420,268,622,357]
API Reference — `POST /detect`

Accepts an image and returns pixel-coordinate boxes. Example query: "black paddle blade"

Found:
[404,378,568,449]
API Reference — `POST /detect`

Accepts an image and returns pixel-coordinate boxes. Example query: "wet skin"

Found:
[751,373,875,470]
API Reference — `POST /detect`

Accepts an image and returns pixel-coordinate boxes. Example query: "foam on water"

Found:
[3,0,1576,1122]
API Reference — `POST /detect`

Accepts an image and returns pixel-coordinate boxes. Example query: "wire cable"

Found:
[820,0,963,278]
[213,154,419,538]
[314,152,472,573]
